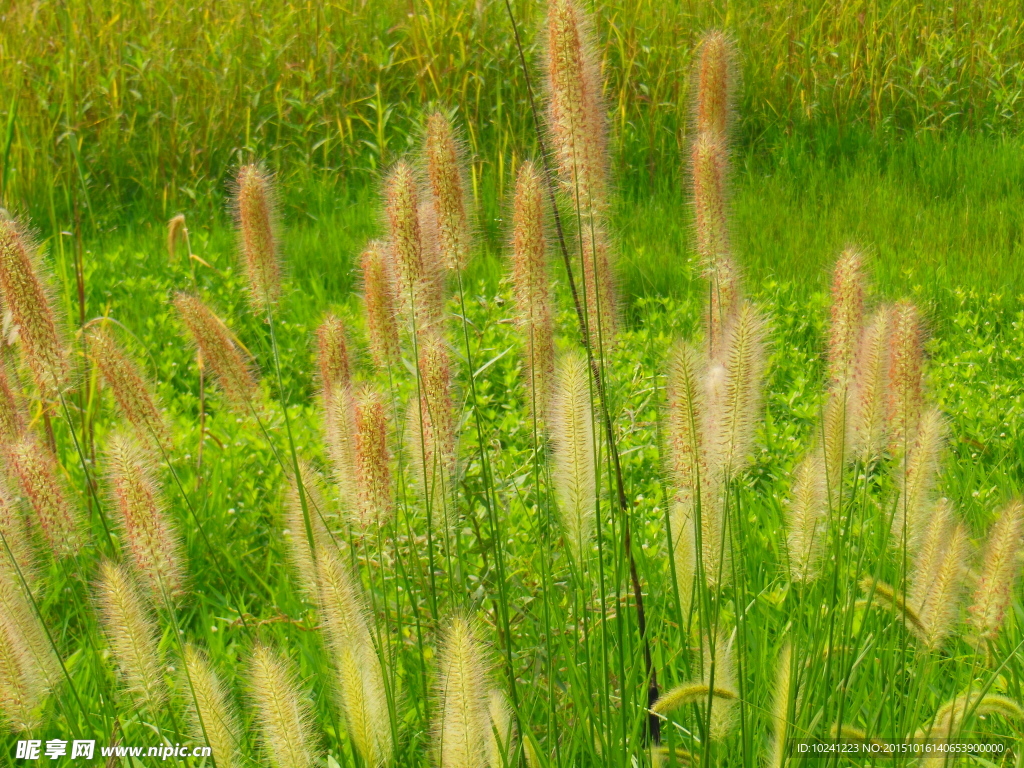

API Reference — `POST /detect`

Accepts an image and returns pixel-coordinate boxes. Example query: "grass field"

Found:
[0,1,1022,767]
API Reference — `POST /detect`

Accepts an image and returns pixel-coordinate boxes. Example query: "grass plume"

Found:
[0,218,70,392]
[316,546,393,767]
[510,161,555,421]
[827,249,866,388]
[352,386,394,531]
[182,644,243,768]
[88,326,173,451]
[96,560,166,711]
[5,437,81,558]
[234,163,281,310]
[249,643,319,768]
[785,454,828,582]
[105,432,186,601]
[434,616,490,768]
[847,306,892,462]
[174,293,258,410]
[968,499,1024,642]
[425,112,470,272]
[549,350,596,564]
[360,240,401,371]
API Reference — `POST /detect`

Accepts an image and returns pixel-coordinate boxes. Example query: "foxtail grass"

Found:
[544,0,616,346]
[908,503,969,649]
[182,644,243,768]
[0,360,25,442]
[316,546,393,767]
[88,326,173,451]
[827,249,866,388]
[96,560,166,712]
[233,163,281,310]
[434,616,490,768]
[174,293,258,410]
[249,643,319,768]
[0,218,70,392]
[886,300,925,449]
[847,307,892,462]
[104,432,186,601]
[351,387,394,532]
[425,112,471,272]
[5,437,81,558]
[360,241,401,371]
[785,455,828,582]
[548,350,596,564]
[967,499,1024,643]
[510,161,555,421]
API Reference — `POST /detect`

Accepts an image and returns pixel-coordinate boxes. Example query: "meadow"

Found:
[0,1,1022,767]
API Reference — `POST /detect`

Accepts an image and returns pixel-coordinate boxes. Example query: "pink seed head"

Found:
[425,113,470,271]
[234,164,281,310]
[360,241,400,370]
[174,293,258,411]
[0,219,70,392]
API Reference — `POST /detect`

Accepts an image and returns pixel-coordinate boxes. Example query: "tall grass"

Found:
[2,0,1024,223]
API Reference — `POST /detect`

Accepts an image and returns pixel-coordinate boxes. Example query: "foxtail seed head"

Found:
[0,360,25,442]
[486,689,517,768]
[408,336,457,518]
[105,432,185,601]
[96,560,166,711]
[0,480,36,592]
[233,163,281,310]
[353,387,393,531]
[847,306,892,462]
[425,113,470,271]
[182,644,243,768]
[0,580,55,731]
[910,501,969,649]
[670,501,697,624]
[249,643,319,768]
[665,341,706,509]
[786,454,828,583]
[510,162,555,420]
[828,249,866,388]
[545,0,607,218]
[360,241,400,370]
[385,161,424,298]
[891,408,944,549]
[434,616,491,768]
[88,327,173,451]
[886,300,925,450]
[545,0,616,347]
[767,642,793,768]
[315,313,351,399]
[315,546,393,767]
[703,632,739,741]
[549,351,596,564]
[691,134,739,349]
[968,499,1024,642]
[174,293,258,410]
[694,31,734,140]
[0,219,70,392]
[283,461,334,599]
[5,438,80,558]
[704,302,767,479]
